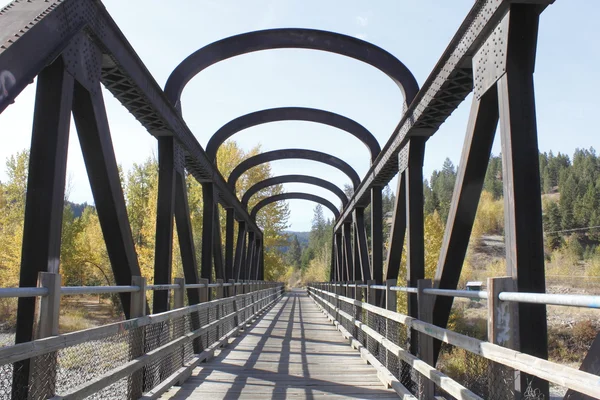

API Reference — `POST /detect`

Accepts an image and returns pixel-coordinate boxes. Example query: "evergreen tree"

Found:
[286,235,302,268]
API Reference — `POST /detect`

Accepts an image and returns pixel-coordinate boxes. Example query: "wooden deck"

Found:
[161,289,396,399]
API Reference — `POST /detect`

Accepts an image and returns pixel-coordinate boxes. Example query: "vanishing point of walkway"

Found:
[162,289,396,399]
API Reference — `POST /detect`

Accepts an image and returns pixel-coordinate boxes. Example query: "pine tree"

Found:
[286,235,302,268]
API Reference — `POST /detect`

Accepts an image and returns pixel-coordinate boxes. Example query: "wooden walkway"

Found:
[162,289,396,399]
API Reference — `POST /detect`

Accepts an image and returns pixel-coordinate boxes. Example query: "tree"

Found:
[543,201,562,249]
[286,235,302,268]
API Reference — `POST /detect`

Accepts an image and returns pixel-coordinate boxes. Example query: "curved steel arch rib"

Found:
[251,192,340,220]
[165,28,419,112]
[206,107,381,163]
[242,174,348,207]
[228,149,361,191]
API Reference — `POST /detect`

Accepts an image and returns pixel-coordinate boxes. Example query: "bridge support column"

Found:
[225,208,235,279]
[233,221,247,280]
[354,208,371,282]
[153,137,176,314]
[405,137,426,357]
[498,5,548,397]
[342,222,354,282]
[371,187,383,305]
[201,183,215,286]
[13,58,74,399]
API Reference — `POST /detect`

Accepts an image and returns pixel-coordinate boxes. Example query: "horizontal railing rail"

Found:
[321,281,600,307]
[308,280,600,399]
[0,272,283,400]
[0,280,268,298]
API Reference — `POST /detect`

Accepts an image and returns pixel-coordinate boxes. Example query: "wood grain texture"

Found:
[162,290,396,400]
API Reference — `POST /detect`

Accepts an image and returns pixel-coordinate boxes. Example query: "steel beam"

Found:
[72,81,142,315]
[225,208,235,279]
[153,137,176,314]
[242,175,348,207]
[250,193,340,221]
[233,221,247,280]
[405,137,426,344]
[174,171,200,304]
[371,186,384,288]
[431,85,499,362]
[498,5,548,396]
[385,172,406,281]
[206,107,381,163]
[342,222,354,282]
[165,28,418,112]
[213,208,225,280]
[228,149,361,191]
[13,58,73,399]
[201,183,214,282]
[353,209,371,281]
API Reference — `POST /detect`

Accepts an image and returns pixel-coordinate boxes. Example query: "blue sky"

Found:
[0,0,598,231]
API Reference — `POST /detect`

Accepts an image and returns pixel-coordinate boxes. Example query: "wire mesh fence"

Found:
[308,284,596,400]
[0,283,283,400]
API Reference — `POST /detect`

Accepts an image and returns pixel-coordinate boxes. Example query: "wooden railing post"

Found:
[385,279,397,373]
[198,278,208,349]
[129,276,146,400]
[174,277,185,309]
[216,279,223,339]
[417,279,434,399]
[30,272,61,399]
[354,281,362,340]
[229,279,239,329]
[488,277,518,398]
[366,280,376,357]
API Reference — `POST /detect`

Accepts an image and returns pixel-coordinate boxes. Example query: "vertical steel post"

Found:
[498,5,548,397]
[225,208,235,279]
[13,58,73,399]
[153,137,176,314]
[201,183,215,282]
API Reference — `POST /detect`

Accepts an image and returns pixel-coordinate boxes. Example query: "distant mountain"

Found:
[285,231,309,247]
[66,201,91,218]
[279,231,309,253]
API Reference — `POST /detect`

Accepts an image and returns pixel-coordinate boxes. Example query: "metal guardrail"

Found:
[0,280,268,298]
[308,281,600,398]
[325,281,600,308]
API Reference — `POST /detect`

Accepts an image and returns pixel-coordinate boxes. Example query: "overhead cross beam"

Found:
[242,174,348,207]
[164,28,418,113]
[228,149,361,191]
[250,192,340,221]
[206,107,381,163]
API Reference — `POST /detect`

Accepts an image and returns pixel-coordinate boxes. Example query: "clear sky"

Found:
[0,0,598,231]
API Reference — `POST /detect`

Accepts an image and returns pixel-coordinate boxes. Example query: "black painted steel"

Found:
[242,174,348,207]
[13,58,73,397]
[228,149,361,191]
[250,192,340,220]
[153,137,176,314]
[206,107,381,163]
[165,28,418,112]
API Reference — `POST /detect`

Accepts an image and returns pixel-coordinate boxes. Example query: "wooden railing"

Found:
[0,273,283,400]
[308,280,600,399]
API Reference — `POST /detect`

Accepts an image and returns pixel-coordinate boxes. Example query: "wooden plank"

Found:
[163,290,397,400]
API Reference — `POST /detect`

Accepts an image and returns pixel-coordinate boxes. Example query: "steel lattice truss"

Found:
[3,0,593,399]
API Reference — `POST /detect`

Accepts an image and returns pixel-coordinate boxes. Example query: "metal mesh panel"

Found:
[0,286,279,400]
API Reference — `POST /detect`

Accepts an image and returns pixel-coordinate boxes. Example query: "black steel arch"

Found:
[206,107,381,163]
[228,149,361,191]
[241,174,348,207]
[164,28,419,112]
[251,192,340,220]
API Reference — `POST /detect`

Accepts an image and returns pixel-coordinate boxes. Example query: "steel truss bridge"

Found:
[0,0,598,399]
